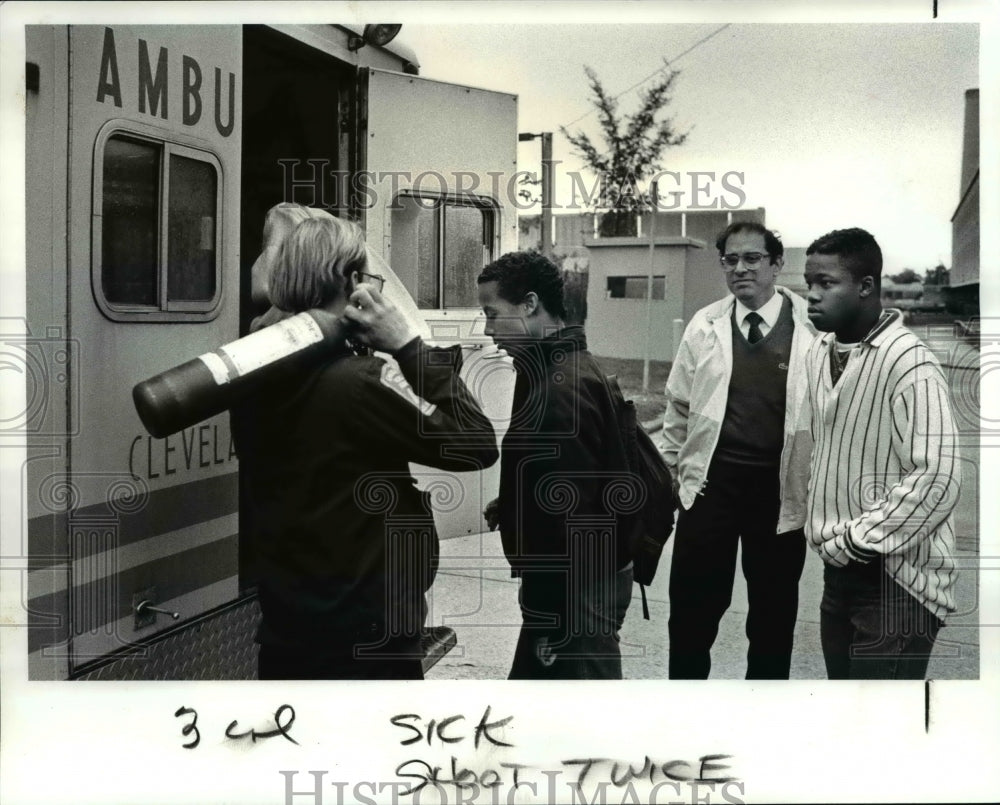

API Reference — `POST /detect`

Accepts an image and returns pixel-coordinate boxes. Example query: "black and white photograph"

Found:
[1,1,997,803]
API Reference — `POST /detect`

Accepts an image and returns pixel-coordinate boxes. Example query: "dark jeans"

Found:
[258,639,424,680]
[509,564,634,679]
[820,561,943,680]
[668,460,807,679]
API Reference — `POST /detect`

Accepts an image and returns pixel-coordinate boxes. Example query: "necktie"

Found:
[745,312,764,344]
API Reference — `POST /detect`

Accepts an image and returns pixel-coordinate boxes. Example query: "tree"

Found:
[561,65,689,237]
[924,264,949,286]
[888,268,921,284]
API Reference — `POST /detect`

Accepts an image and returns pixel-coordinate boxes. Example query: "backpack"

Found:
[605,374,676,619]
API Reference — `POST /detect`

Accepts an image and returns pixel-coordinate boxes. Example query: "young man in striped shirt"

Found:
[803,228,959,679]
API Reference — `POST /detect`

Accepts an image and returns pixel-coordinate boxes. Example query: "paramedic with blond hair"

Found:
[232,216,497,679]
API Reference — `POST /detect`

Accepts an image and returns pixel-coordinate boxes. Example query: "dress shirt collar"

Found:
[734,290,783,329]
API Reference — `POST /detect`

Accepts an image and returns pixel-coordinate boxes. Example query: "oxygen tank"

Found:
[132,309,348,438]
[132,246,429,438]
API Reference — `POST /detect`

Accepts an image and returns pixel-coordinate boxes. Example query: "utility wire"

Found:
[560,23,732,131]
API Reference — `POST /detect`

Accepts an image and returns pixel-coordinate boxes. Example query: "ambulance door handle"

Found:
[480,349,509,360]
[136,600,180,619]
[134,599,180,623]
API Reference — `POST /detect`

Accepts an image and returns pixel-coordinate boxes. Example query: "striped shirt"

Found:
[803,309,959,619]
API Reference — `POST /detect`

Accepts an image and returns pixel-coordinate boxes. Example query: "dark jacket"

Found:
[232,336,498,650]
[497,326,629,608]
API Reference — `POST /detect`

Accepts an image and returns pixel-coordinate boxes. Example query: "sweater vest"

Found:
[714,296,794,467]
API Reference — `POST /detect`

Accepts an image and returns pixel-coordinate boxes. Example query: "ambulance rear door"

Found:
[361,68,518,539]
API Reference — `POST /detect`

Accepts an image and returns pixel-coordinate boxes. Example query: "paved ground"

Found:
[426,335,981,680]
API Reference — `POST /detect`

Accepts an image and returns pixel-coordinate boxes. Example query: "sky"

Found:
[401,21,979,274]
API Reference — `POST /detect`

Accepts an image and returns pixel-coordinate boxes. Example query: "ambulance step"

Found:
[420,626,457,673]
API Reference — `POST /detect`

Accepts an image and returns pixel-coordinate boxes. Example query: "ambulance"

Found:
[21,23,518,679]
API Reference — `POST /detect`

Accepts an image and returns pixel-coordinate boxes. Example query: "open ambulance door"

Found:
[360,68,519,540]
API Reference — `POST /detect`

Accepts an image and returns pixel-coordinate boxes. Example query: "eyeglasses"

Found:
[358,272,386,292]
[720,252,770,271]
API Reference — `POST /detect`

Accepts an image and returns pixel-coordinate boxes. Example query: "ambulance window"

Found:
[442,205,486,308]
[102,137,159,306]
[96,131,222,321]
[391,194,496,309]
[167,155,217,302]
